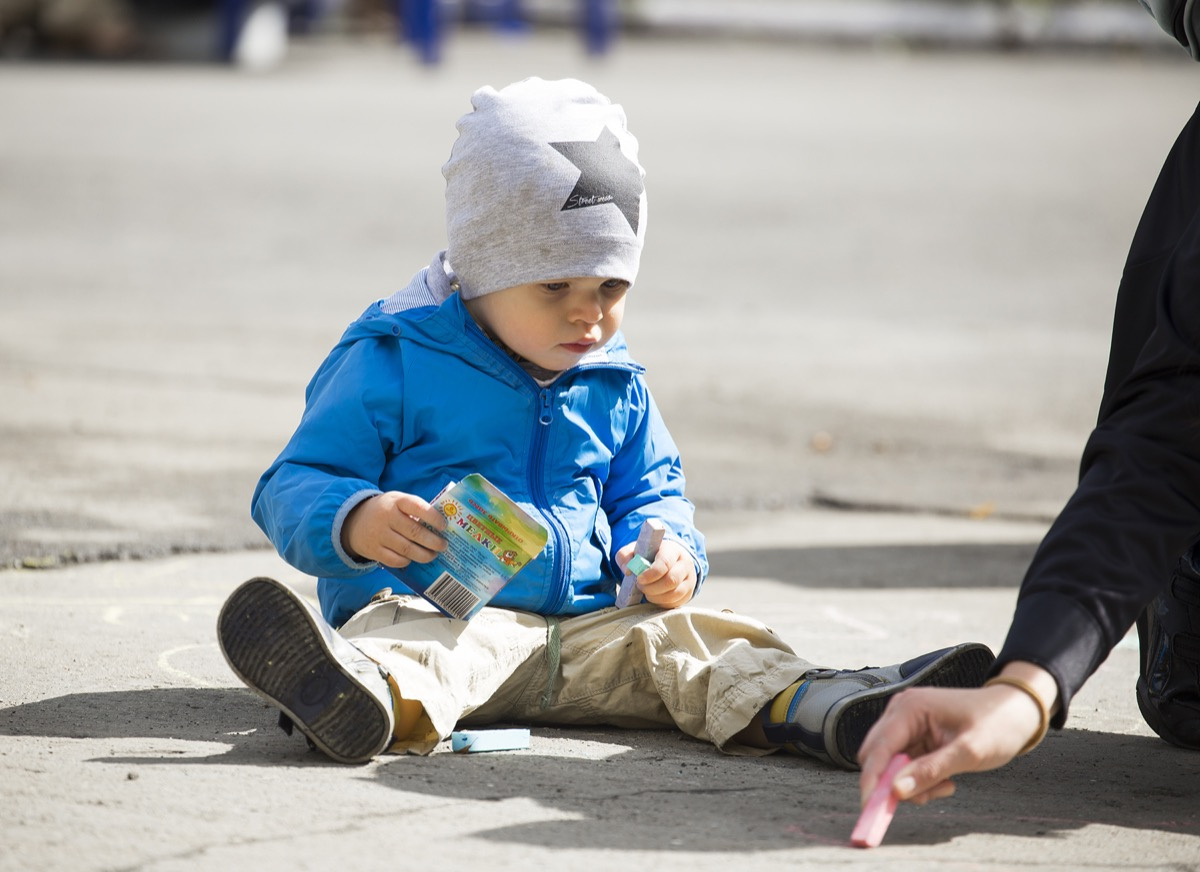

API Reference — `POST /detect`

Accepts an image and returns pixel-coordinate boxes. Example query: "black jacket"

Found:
[995,16,1200,720]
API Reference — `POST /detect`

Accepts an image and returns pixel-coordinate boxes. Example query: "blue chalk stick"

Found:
[450,728,531,753]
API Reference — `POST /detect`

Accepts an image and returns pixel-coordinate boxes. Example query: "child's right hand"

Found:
[617,538,697,609]
[341,492,448,568]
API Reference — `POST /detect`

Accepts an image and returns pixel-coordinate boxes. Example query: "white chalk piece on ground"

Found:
[450,728,532,753]
[850,752,911,848]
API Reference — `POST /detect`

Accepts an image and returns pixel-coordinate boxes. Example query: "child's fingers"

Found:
[617,539,696,608]
[383,498,446,552]
[375,547,415,568]
[632,558,667,583]
[632,555,678,589]
[400,518,448,554]
[641,581,692,609]
[391,492,447,532]
[376,529,444,565]
[387,533,445,565]
[638,557,696,608]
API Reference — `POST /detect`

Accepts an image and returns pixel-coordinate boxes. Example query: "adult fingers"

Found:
[902,779,957,806]
[858,692,932,801]
[891,739,986,802]
[890,683,1041,801]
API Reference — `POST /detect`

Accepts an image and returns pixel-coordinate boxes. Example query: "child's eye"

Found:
[601,280,629,294]
[543,282,569,292]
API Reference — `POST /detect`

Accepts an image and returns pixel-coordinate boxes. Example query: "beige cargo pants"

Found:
[340,592,818,755]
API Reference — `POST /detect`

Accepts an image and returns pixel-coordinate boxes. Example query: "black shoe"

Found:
[217,577,396,763]
[1136,547,1200,750]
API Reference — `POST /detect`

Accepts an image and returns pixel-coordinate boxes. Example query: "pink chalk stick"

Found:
[850,753,911,848]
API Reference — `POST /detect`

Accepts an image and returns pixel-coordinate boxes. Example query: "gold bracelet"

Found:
[984,675,1050,756]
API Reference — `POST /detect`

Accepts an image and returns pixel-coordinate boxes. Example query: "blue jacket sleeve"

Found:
[251,336,399,579]
[601,375,709,591]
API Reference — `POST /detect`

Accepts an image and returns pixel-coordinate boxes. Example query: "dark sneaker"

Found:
[761,642,996,770]
[217,576,395,764]
[1136,547,1200,749]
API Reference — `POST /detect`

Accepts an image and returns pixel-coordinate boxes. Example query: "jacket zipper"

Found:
[530,386,571,614]
[460,316,571,613]
[460,311,643,614]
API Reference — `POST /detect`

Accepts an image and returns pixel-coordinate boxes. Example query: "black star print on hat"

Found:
[550,126,643,234]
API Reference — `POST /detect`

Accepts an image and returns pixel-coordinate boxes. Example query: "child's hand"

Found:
[342,492,448,568]
[617,538,697,609]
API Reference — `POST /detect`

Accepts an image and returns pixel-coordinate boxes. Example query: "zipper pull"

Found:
[539,389,553,425]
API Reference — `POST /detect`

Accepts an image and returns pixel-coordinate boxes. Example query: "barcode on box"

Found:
[425,572,481,620]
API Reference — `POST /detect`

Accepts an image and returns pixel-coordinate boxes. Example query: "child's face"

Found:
[466,277,629,372]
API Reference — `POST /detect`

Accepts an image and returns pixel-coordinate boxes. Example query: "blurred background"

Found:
[0,1,1184,66]
[0,1,1185,66]
[1,0,1196,569]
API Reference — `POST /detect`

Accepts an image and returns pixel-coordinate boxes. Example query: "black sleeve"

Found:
[995,100,1200,724]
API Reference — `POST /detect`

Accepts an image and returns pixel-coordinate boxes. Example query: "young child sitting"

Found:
[217,76,993,767]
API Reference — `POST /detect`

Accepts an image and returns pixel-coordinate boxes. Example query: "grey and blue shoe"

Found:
[217,576,395,764]
[761,642,996,770]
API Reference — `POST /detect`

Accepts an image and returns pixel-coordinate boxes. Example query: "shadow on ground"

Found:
[708,542,1039,588]
[2,687,1197,851]
[0,688,305,764]
[369,727,1200,850]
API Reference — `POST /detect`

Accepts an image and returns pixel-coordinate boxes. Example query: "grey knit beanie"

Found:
[442,77,647,300]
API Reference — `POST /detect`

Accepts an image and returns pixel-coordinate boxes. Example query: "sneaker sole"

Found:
[829,642,996,770]
[217,577,391,764]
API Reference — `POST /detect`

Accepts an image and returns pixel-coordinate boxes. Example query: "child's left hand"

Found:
[617,538,697,609]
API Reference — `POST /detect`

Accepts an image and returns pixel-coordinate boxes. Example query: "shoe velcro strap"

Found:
[1171,575,1200,609]
[1172,632,1200,666]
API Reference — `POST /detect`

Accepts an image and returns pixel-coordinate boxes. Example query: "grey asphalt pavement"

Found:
[3,23,1200,872]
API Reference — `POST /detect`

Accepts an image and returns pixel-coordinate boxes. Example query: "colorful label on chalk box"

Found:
[389,474,548,621]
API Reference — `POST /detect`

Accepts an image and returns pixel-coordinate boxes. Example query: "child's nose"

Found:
[570,296,603,323]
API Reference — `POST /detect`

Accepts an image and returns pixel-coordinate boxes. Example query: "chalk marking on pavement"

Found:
[820,605,888,640]
[0,597,224,608]
[103,606,124,625]
[158,643,220,687]
[919,609,964,626]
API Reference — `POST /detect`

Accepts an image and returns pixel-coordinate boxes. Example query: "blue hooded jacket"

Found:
[252,276,707,627]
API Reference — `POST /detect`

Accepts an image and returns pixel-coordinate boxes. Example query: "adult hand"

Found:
[616,538,697,609]
[341,491,447,567]
[857,663,1057,807]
